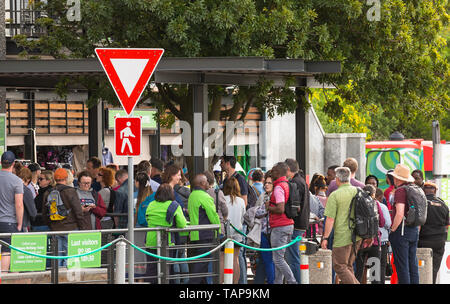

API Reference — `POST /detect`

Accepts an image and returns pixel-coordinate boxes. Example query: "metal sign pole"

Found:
[128,156,134,284]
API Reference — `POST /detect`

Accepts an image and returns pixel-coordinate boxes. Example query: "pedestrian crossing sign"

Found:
[114,116,142,156]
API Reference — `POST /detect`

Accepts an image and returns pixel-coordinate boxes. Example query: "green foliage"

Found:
[13,0,449,138]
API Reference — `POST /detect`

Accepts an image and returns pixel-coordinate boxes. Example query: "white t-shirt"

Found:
[224,195,246,242]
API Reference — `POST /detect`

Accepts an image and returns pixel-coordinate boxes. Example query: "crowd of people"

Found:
[0,149,447,285]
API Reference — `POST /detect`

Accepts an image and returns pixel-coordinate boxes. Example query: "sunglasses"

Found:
[38,177,47,181]
[97,174,103,177]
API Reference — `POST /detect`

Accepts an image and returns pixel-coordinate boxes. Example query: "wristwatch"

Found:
[322,237,329,241]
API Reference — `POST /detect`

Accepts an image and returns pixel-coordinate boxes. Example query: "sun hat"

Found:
[388,164,414,183]
[423,181,438,190]
[54,168,68,180]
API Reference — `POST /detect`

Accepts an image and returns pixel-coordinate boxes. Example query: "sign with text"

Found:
[67,232,101,269]
[95,48,164,115]
[10,234,47,272]
[108,108,157,130]
[114,116,142,156]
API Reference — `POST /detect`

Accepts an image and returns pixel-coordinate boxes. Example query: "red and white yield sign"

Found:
[114,116,142,156]
[95,48,164,115]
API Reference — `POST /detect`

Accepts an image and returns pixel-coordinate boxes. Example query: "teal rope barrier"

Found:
[0,232,302,262]
[232,236,302,252]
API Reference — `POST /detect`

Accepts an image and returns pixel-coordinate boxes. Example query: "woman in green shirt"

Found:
[145,183,187,283]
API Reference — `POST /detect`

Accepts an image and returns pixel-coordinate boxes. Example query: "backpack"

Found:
[109,188,129,228]
[402,184,428,227]
[348,188,379,240]
[280,180,302,219]
[246,182,259,210]
[46,188,70,221]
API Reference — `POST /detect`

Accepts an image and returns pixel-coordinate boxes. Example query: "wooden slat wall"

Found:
[7,100,89,135]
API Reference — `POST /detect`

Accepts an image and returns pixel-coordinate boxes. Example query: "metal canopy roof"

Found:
[0,57,340,88]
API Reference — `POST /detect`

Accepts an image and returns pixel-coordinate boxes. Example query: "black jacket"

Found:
[32,185,52,227]
[290,173,310,230]
[419,194,449,242]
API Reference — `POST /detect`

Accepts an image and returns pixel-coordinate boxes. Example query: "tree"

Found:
[16,0,450,168]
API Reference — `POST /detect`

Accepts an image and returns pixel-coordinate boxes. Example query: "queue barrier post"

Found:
[115,238,127,284]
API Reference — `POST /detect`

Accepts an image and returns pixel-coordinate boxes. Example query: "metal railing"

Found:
[0,224,221,284]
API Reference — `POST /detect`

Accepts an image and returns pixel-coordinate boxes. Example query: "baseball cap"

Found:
[54,168,68,180]
[28,163,43,172]
[1,151,16,164]
[150,158,164,172]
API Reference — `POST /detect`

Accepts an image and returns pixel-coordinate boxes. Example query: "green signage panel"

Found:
[0,114,6,164]
[67,232,101,269]
[10,234,47,272]
[108,109,157,130]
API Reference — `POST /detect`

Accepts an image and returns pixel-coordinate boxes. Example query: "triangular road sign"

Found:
[95,48,164,115]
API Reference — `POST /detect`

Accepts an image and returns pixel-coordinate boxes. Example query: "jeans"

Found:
[389,226,419,284]
[255,232,275,284]
[285,229,302,283]
[238,223,248,284]
[270,225,296,284]
[173,249,189,284]
[56,235,68,267]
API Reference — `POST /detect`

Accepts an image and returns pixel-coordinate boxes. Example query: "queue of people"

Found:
[0,150,447,285]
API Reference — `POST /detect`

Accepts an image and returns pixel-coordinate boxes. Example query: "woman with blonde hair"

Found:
[31,170,55,232]
[223,177,246,283]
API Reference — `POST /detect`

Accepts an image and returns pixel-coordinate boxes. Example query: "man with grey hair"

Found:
[321,166,364,284]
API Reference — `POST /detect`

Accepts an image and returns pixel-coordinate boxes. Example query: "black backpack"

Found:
[280,181,302,219]
[246,181,259,210]
[349,188,379,240]
[109,188,129,229]
[402,184,428,227]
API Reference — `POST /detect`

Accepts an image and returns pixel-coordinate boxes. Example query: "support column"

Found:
[88,97,103,158]
[24,91,36,162]
[0,0,7,116]
[150,126,161,159]
[192,83,208,176]
[295,87,307,172]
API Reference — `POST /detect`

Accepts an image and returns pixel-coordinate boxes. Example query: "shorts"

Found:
[0,222,19,253]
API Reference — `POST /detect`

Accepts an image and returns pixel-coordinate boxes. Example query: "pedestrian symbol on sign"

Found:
[120,122,136,153]
[114,116,142,156]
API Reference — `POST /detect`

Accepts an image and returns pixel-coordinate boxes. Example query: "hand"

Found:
[17,224,22,232]
[363,238,373,248]
[81,205,92,213]
[321,239,328,249]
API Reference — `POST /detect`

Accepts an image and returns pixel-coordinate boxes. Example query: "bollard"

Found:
[416,247,433,284]
[223,240,234,284]
[299,242,309,284]
[308,249,332,284]
[115,239,127,284]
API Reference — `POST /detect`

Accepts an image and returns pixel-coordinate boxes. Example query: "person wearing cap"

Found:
[418,181,449,284]
[42,168,89,266]
[388,164,420,284]
[150,157,164,185]
[0,151,24,272]
[27,163,42,198]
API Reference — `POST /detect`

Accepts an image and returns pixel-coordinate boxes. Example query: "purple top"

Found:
[326,178,365,197]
